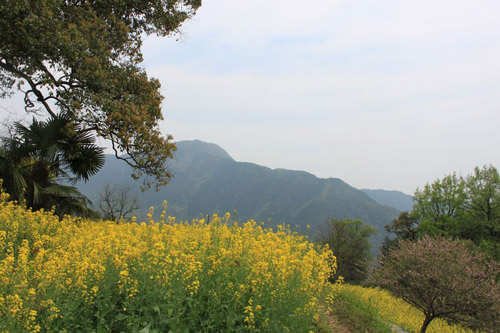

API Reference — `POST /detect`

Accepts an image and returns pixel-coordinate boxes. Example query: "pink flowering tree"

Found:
[372,236,500,333]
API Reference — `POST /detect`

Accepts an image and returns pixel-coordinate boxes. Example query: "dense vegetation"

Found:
[0,193,337,332]
[375,166,500,332]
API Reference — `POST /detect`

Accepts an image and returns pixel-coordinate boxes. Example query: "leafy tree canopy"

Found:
[384,211,418,241]
[0,0,201,189]
[384,165,500,259]
[317,218,375,284]
[380,211,419,256]
[413,171,465,234]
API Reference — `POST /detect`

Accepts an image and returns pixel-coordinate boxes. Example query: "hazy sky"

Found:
[137,0,500,195]
[3,1,500,194]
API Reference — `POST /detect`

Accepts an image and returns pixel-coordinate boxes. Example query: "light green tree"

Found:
[407,165,500,258]
[463,166,500,237]
[413,172,465,236]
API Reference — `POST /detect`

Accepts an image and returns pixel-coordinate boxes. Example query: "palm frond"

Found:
[1,113,105,217]
[32,182,42,205]
[42,184,84,198]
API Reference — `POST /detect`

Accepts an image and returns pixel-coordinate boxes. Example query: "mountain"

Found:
[78,140,399,252]
[361,189,414,212]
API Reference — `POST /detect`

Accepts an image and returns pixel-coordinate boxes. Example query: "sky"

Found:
[3,0,500,194]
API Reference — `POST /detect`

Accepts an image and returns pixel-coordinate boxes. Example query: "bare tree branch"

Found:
[0,59,57,117]
[98,183,139,222]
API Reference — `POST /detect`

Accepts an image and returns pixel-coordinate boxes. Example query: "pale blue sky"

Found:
[2,0,500,194]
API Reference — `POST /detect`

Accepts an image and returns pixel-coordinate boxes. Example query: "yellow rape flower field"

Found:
[0,192,338,332]
[341,285,475,333]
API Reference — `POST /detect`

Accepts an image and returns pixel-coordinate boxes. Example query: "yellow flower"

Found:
[0,191,336,331]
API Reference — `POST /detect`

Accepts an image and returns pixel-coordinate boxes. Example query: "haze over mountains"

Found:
[78,140,412,250]
[361,189,414,213]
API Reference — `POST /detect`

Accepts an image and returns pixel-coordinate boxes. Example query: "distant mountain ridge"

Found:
[78,140,400,251]
[361,189,414,212]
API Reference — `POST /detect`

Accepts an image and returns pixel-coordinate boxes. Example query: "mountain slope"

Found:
[78,140,399,251]
[361,189,414,212]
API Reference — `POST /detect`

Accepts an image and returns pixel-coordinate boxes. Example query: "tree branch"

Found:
[0,59,57,117]
[109,133,135,167]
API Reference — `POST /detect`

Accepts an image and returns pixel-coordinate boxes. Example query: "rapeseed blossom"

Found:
[0,191,336,332]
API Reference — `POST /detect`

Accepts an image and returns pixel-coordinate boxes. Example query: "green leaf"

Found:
[115,313,128,321]
[139,323,151,333]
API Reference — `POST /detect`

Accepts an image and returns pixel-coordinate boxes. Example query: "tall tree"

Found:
[409,165,500,258]
[317,218,375,283]
[463,165,500,239]
[0,0,201,189]
[413,172,465,236]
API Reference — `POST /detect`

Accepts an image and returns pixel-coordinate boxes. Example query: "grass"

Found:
[326,287,392,333]
[339,285,475,333]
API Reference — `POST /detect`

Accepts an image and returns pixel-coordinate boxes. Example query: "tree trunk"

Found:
[420,315,433,333]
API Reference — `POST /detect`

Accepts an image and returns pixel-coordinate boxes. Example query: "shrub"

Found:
[372,236,500,333]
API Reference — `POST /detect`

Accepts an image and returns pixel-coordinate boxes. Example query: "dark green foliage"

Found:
[380,211,419,256]
[0,115,103,217]
[317,218,376,283]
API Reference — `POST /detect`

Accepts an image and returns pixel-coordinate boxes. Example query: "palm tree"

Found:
[0,114,105,217]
